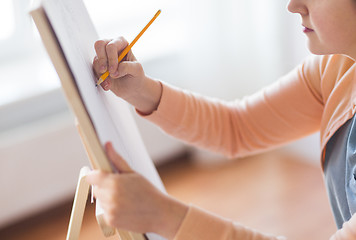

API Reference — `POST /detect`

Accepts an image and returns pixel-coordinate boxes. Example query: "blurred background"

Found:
[0,0,321,234]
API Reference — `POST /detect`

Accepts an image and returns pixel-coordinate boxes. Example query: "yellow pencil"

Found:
[96,9,161,86]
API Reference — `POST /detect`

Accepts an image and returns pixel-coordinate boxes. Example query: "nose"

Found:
[287,0,308,15]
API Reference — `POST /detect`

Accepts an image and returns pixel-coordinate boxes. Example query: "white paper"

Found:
[42,0,166,239]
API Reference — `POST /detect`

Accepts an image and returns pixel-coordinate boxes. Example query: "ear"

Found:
[105,142,133,173]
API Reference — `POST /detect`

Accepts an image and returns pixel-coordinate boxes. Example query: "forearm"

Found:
[142,69,323,158]
[139,82,244,157]
[172,205,285,240]
[124,76,163,115]
[153,195,189,239]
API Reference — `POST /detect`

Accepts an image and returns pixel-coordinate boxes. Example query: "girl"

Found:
[86,0,356,239]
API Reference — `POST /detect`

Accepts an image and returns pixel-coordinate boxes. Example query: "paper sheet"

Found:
[42,0,166,239]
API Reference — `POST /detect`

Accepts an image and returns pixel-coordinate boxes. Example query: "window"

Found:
[84,0,189,60]
[0,0,15,40]
[0,0,55,106]
[0,0,189,106]
[0,0,36,59]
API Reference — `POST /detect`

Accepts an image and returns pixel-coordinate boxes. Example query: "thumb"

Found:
[116,61,143,79]
[105,142,133,173]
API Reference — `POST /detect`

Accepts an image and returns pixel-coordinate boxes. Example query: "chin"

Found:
[309,50,328,55]
[306,40,345,56]
[307,42,332,56]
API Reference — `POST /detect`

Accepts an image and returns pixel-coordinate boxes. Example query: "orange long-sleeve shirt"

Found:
[143,54,356,239]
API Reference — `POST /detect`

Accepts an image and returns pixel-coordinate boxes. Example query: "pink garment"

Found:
[174,206,286,240]
[174,206,356,240]
[142,54,356,239]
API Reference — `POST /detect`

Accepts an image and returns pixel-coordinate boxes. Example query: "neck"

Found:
[346,47,356,61]
[342,54,356,62]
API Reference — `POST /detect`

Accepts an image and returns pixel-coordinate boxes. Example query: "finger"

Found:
[125,49,137,62]
[91,185,115,204]
[105,142,133,173]
[106,37,129,77]
[92,56,101,78]
[94,39,111,74]
[86,170,111,187]
[116,61,143,79]
[93,58,112,91]
[101,78,112,91]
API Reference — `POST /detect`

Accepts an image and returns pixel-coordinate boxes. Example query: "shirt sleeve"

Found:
[173,206,356,240]
[141,56,324,158]
[173,205,286,240]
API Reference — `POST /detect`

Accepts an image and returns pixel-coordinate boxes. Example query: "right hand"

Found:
[86,142,188,239]
[93,37,144,100]
[93,37,162,115]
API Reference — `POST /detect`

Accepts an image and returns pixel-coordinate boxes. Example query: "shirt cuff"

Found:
[173,205,233,240]
[135,81,187,131]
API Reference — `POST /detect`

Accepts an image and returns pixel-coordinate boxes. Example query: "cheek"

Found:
[324,22,356,53]
[311,13,349,50]
[312,3,356,50]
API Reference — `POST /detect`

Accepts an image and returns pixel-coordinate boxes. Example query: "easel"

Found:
[30,2,150,239]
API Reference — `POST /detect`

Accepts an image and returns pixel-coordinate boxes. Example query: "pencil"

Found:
[95,9,161,87]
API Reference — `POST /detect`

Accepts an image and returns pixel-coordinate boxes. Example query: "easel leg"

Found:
[66,166,91,240]
[66,166,121,240]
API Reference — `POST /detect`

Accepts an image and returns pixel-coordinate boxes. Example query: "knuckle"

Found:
[105,214,116,227]
[93,56,98,65]
[98,58,107,65]
[106,41,116,51]
[94,58,105,71]
[118,36,128,45]
[134,62,143,71]
[94,40,106,51]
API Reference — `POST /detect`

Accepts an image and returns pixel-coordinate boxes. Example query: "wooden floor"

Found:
[0,150,337,240]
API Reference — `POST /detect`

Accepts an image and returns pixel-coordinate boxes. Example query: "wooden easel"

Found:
[30,2,149,239]
[65,166,92,240]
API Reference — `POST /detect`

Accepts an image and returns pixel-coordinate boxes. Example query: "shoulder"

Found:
[302,54,355,78]
[298,55,355,102]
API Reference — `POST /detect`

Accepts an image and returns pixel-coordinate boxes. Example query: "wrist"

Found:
[128,76,162,115]
[154,195,188,239]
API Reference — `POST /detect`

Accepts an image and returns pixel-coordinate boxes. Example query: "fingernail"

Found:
[111,71,119,78]
[100,65,107,73]
[103,82,109,90]
[109,66,115,73]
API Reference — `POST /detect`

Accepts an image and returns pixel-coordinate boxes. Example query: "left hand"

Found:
[86,142,188,239]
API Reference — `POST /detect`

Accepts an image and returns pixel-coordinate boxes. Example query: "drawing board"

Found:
[30,0,166,239]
